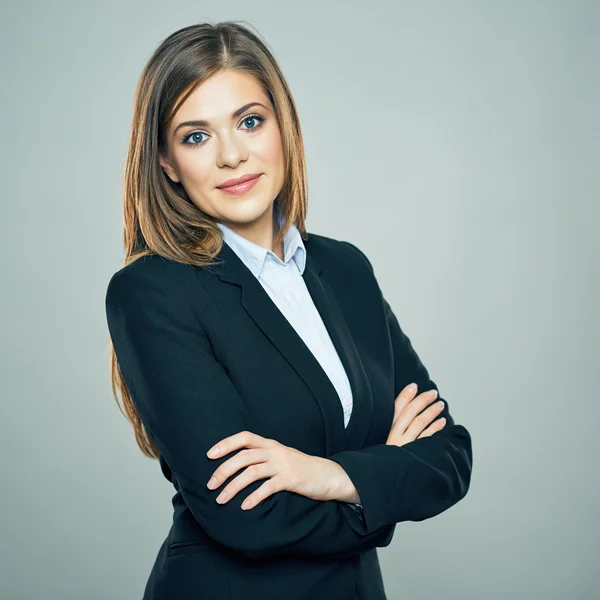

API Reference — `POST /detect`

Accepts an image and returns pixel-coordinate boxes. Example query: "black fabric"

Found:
[105,232,472,600]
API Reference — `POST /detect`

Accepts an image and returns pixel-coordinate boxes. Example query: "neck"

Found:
[218,202,285,260]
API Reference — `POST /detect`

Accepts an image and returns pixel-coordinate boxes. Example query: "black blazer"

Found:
[105,232,472,600]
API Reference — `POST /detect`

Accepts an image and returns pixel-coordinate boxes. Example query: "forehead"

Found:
[173,70,269,122]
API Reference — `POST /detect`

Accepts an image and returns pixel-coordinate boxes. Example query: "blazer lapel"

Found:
[302,252,374,451]
[208,241,373,455]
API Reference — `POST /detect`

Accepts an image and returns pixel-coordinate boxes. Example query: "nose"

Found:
[216,132,248,169]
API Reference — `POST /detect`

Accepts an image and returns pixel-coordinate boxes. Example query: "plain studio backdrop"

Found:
[1,1,598,598]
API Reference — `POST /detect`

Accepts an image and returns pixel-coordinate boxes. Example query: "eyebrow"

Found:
[172,102,269,136]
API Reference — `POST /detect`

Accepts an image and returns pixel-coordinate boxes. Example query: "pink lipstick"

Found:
[216,173,262,195]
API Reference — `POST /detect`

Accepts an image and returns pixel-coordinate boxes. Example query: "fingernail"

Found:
[207,476,217,489]
[216,491,227,503]
[429,390,438,399]
[407,383,417,393]
[207,446,220,457]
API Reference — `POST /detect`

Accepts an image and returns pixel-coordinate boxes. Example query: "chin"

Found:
[214,196,275,223]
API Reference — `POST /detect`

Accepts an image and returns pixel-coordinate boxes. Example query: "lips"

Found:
[216,173,263,196]
[217,173,262,189]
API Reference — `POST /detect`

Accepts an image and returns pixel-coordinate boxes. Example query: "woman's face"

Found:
[159,70,285,233]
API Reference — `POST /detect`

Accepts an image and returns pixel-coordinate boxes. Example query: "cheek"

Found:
[256,128,284,168]
[176,151,212,185]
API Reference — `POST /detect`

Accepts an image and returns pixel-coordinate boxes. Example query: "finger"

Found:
[417,417,447,439]
[394,389,439,434]
[206,430,269,459]
[392,383,419,426]
[216,461,275,505]
[241,474,286,511]
[404,400,445,439]
[207,448,270,490]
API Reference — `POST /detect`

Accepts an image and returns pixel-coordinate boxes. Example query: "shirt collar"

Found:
[216,202,306,278]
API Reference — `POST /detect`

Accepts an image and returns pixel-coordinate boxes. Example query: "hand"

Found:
[205,431,346,510]
[386,383,446,447]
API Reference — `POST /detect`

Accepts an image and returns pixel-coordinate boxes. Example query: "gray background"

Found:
[2,1,598,598]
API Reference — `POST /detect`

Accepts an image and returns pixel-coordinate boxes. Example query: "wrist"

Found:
[327,459,361,503]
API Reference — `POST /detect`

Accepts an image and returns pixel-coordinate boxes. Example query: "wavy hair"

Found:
[108,21,309,458]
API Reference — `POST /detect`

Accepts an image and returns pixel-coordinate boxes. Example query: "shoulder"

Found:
[105,254,197,310]
[304,231,375,274]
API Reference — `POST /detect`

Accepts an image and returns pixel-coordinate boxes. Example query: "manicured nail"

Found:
[216,491,227,503]
[207,446,220,457]
[407,383,417,393]
[207,476,217,489]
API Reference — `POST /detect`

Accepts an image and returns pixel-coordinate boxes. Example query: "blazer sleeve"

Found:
[327,242,473,535]
[105,260,394,561]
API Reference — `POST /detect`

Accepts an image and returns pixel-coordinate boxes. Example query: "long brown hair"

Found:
[109,21,309,458]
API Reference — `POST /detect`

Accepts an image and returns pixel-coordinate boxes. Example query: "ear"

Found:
[159,152,180,183]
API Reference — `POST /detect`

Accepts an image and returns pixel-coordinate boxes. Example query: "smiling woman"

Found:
[159,73,285,226]
[105,20,472,600]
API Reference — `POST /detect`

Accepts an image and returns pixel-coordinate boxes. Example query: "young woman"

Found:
[105,21,473,600]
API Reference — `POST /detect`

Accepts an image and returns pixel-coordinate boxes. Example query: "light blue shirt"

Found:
[216,204,362,508]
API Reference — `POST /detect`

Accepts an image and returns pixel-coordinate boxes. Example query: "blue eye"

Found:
[184,131,207,146]
[181,113,266,148]
[240,114,265,130]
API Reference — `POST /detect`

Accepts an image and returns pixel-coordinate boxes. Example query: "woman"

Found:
[105,21,472,600]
